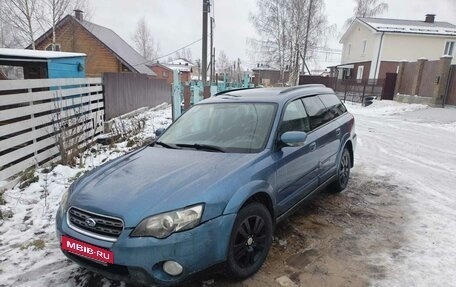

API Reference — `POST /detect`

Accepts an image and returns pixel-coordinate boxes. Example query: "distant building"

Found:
[150,61,193,85]
[251,65,290,87]
[0,48,86,80]
[336,14,456,81]
[32,10,156,77]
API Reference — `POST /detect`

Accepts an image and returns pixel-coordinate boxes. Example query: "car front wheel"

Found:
[225,203,273,279]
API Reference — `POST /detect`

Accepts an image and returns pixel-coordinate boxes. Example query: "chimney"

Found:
[425,14,435,23]
[74,9,84,21]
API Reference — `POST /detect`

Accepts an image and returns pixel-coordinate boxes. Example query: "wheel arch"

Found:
[344,140,354,167]
[223,181,276,223]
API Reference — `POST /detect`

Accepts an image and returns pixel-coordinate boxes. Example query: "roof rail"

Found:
[279,84,326,94]
[214,87,261,97]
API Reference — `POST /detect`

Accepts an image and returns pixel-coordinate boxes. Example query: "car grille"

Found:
[67,207,124,241]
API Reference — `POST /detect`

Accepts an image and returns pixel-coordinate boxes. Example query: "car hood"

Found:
[70,146,258,227]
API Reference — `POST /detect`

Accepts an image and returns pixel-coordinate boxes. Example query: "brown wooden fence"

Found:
[299,75,396,103]
[418,61,439,98]
[446,65,456,106]
[397,62,416,95]
[103,73,171,120]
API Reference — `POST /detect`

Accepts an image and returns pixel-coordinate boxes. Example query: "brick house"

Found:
[150,62,192,85]
[335,14,456,81]
[32,10,156,77]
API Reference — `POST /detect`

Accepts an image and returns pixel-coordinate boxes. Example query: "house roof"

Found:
[33,15,156,76]
[165,64,192,73]
[341,17,456,43]
[359,17,456,36]
[77,18,155,76]
[0,48,86,60]
[168,58,194,66]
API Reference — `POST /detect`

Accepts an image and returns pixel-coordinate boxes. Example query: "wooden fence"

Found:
[445,65,456,106]
[103,73,170,120]
[0,78,104,182]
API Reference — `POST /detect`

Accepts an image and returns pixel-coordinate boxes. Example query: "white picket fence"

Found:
[0,78,104,182]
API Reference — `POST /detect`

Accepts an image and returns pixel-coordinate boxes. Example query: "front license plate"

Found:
[61,235,114,264]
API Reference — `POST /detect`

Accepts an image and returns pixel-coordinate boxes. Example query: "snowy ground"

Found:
[0,100,455,287]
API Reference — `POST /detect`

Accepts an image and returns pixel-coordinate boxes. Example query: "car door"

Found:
[302,95,340,184]
[274,99,320,215]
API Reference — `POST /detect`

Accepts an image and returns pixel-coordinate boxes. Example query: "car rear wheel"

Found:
[225,203,273,279]
[330,147,351,193]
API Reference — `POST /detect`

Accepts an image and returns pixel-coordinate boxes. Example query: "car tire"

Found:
[225,203,273,279]
[330,147,351,193]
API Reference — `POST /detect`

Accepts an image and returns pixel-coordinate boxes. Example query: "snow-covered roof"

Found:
[359,17,456,36]
[164,64,192,72]
[168,58,194,66]
[0,48,86,59]
[77,18,156,76]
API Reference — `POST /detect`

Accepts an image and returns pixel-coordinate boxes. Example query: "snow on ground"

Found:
[0,105,172,287]
[0,100,455,287]
[346,100,456,286]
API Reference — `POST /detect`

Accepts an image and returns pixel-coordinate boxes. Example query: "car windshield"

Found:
[158,103,277,153]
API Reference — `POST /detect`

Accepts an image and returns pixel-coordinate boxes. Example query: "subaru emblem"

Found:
[85,218,97,227]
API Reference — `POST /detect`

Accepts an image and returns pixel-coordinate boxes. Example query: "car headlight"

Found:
[131,204,204,239]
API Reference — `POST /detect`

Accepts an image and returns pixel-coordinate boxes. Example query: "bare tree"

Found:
[2,0,43,49]
[183,48,192,61]
[250,0,333,86]
[41,0,71,50]
[131,17,159,61]
[345,0,388,27]
[0,0,23,48]
[216,50,230,74]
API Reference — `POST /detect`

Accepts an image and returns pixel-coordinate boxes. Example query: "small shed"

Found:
[0,48,86,79]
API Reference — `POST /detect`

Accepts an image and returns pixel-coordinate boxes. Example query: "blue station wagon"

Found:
[56,85,356,286]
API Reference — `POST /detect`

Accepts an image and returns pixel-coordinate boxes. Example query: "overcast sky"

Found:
[89,0,456,68]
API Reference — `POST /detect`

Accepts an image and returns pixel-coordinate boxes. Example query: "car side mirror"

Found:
[154,128,165,137]
[280,131,307,147]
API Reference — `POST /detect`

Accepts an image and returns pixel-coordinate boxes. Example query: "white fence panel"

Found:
[0,77,104,182]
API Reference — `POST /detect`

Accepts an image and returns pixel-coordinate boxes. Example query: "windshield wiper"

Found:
[176,143,226,153]
[153,141,180,149]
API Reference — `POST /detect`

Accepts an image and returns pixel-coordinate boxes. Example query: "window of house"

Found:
[45,43,61,51]
[362,40,368,55]
[162,71,168,78]
[444,41,455,56]
[347,43,352,56]
[357,65,364,81]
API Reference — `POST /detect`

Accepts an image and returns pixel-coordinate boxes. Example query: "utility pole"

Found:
[0,0,4,48]
[210,17,214,83]
[301,0,313,74]
[202,0,210,84]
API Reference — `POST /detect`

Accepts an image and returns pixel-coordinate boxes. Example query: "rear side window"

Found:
[280,99,311,133]
[318,94,347,118]
[302,96,331,130]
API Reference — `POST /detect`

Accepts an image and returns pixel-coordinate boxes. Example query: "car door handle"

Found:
[336,128,341,136]
[309,142,316,152]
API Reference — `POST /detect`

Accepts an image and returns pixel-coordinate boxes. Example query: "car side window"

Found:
[279,99,310,134]
[301,96,331,130]
[318,94,347,118]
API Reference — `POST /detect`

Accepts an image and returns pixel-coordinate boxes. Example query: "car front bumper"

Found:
[56,206,236,286]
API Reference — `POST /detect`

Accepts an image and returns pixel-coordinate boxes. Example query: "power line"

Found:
[133,38,202,66]
[151,38,202,62]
